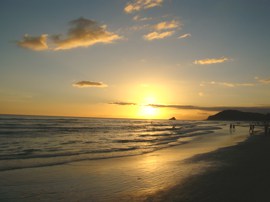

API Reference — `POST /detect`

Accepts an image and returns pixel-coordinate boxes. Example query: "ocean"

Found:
[0,115,228,171]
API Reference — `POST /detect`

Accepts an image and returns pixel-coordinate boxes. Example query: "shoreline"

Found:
[0,125,255,202]
[146,132,270,202]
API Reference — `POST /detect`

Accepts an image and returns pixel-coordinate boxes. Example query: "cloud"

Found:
[73,81,107,88]
[129,24,150,31]
[124,0,163,13]
[255,77,270,84]
[201,81,256,88]
[141,20,180,41]
[144,31,174,41]
[110,102,137,106]
[133,15,152,21]
[110,101,270,113]
[218,82,255,88]
[194,57,229,65]
[17,18,121,51]
[148,104,270,113]
[17,34,48,51]
[154,20,180,30]
[51,17,121,50]
[178,33,191,39]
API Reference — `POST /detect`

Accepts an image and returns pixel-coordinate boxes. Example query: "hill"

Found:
[207,110,270,121]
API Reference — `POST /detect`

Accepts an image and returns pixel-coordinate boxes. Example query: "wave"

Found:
[0,116,228,172]
[0,146,139,161]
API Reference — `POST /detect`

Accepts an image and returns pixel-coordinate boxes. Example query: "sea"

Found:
[0,114,234,172]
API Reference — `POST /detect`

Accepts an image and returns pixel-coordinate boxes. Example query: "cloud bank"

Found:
[110,102,270,113]
[194,57,229,65]
[73,81,107,88]
[17,34,48,51]
[52,18,121,50]
[148,104,270,113]
[124,0,163,13]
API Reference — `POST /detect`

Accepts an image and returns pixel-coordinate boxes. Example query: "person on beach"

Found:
[229,124,234,134]
[249,124,253,134]
[265,123,269,135]
[249,124,255,135]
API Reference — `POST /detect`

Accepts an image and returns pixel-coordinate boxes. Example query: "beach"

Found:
[0,118,262,202]
[2,0,270,201]
[147,132,270,202]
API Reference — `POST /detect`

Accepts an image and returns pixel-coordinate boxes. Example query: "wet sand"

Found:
[146,132,270,202]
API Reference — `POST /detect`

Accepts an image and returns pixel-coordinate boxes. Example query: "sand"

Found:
[146,133,270,202]
[1,125,268,201]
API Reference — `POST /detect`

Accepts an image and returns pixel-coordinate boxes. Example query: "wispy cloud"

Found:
[110,102,137,106]
[255,77,270,84]
[52,18,121,50]
[144,31,174,41]
[194,57,229,65]
[17,34,48,51]
[154,20,180,30]
[129,24,150,31]
[124,0,163,13]
[200,81,255,88]
[142,20,181,41]
[73,81,107,88]
[178,33,191,39]
[133,15,152,22]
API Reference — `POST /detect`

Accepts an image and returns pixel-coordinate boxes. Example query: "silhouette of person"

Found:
[265,123,269,135]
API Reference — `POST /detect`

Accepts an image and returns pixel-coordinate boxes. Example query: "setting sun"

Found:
[139,105,158,118]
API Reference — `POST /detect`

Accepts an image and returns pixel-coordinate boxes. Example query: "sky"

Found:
[1,0,270,120]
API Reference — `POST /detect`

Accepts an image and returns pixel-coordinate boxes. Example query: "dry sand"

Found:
[146,133,270,202]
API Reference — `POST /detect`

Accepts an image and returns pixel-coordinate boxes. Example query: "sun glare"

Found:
[139,105,158,118]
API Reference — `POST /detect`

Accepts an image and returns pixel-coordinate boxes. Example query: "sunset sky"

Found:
[1,0,270,119]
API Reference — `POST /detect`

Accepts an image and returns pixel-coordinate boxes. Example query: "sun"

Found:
[139,105,158,118]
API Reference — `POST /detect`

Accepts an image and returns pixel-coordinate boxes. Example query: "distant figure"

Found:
[265,123,269,136]
[249,124,255,135]
[229,123,235,134]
